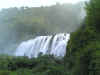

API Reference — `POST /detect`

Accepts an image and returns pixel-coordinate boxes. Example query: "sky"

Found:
[0,0,86,9]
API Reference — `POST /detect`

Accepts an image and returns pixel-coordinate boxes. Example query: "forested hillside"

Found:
[65,0,100,75]
[0,3,83,53]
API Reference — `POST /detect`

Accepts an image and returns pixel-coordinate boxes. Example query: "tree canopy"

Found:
[65,0,100,75]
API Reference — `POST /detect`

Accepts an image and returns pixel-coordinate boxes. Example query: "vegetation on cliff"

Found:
[65,0,100,75]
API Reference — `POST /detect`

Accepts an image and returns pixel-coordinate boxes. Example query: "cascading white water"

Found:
[15,33,70,58]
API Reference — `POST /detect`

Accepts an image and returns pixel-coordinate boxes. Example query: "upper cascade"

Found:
[15,33,70,58]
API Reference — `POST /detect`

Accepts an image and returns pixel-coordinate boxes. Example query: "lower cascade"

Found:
[15,33,70,58]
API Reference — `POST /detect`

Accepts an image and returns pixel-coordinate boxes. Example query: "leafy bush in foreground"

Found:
[0,55,67,75]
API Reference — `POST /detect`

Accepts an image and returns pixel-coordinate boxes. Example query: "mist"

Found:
[0,2,86,54]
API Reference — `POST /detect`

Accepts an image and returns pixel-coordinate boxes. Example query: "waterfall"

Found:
[15,33,70,58]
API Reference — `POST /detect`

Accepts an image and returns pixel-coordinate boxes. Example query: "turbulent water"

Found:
[15,33,70,58]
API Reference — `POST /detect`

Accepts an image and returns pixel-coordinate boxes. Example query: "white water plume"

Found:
[15,33,70,58]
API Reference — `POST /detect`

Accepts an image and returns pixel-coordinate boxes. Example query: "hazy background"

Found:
[0,0,86,9]
[0,0,86,54]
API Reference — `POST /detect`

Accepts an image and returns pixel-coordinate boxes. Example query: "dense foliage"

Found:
[0,55,67,75]
[65,0,100,75]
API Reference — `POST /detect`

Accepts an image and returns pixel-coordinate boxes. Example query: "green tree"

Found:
[65,0,100,75]
[85,0,100,31]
